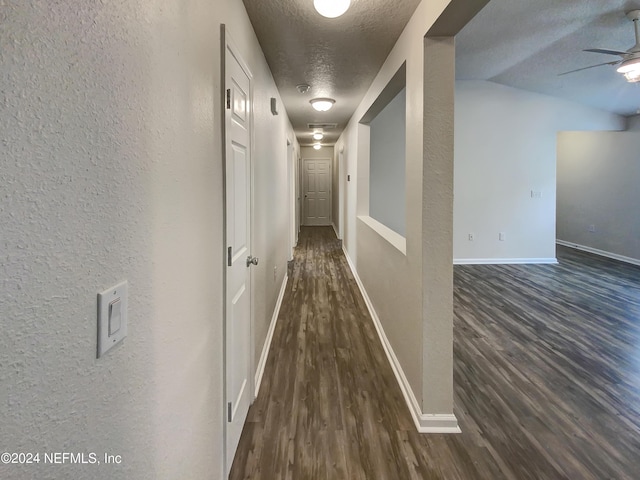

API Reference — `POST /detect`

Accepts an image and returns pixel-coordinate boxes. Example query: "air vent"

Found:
[307,123,338,130]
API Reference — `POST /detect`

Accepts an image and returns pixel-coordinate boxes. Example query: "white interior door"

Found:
[303,158,332,226]
[224,30,253,475]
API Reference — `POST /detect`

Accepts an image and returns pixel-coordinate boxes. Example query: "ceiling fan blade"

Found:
[558,60,622,76]
[584,48,629,56]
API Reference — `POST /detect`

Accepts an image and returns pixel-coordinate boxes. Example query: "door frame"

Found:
[338,146,345,240]
[221,24,255,476]
[287,139,296,259]
[302,157,332,226]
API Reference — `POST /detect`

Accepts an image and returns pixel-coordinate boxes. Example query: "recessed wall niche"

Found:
[360,63,407,242]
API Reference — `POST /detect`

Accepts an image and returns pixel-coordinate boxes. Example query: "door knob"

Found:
[246,255,259,267]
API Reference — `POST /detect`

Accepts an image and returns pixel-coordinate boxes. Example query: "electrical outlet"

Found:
[588,225,596,233]
[531,190,542,199]
[499,232,506,241]
[468,233,474,241]
[273,265,277,281]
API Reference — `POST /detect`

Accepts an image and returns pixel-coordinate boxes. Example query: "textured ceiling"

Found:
[456,0,640,116]
[243,0,421,146]
[244,0,640,149]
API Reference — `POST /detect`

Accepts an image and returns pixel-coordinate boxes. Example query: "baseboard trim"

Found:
[341,246,460,434]
[254,273,289,396]
[454,257,558,265]
[331,222,340,240]
[418,414,462,433]
[556,240,640,267]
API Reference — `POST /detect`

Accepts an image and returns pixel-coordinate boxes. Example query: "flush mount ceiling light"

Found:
[313,144,322,150]
[310,98,335,111]
[313,132,324,140]
[313,0,351,18]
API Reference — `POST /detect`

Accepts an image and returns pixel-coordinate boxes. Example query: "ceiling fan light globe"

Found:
[313,0,351,18]
[617,57,640,73]
[617,57,640,81]
[624,70,640,82]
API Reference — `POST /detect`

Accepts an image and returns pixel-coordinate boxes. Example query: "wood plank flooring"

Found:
[230,226,640,479]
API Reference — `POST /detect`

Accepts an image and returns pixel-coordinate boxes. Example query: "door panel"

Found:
[224,32,253,475]
[303,158,332,226]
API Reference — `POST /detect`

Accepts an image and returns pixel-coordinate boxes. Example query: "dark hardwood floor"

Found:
[230,226,640,479]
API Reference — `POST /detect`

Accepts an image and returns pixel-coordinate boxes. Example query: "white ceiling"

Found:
[244,0,640,147]
[456,0,640,117]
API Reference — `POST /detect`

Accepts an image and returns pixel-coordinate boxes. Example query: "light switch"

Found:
[108,298,121,336]
[97,281,128,358]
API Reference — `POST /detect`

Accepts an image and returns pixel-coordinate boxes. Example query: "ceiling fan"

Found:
[561,10,640,82]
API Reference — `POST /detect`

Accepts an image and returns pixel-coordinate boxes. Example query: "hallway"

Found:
[8,3,640,479]
[230,227,640,480]
[230,226,419,479]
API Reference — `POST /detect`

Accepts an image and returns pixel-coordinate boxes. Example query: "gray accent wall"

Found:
[557,131,640,262]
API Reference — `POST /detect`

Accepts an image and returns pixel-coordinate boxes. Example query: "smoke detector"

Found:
[296,84,311,94]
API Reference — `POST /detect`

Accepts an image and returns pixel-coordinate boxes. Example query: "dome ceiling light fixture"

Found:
[313,132,324,140]
[313,144,322,150]
[310,98,335,112]
[313,0,351,18]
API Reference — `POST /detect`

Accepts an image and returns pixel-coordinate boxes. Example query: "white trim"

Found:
[556,240,640,267]
[454,257,557,265]
[254,273,288,396]
[338,148,345,241]
[341,246,460,434]
[358,215,406,255]
[331,222,340,239]
[288,141,296,261]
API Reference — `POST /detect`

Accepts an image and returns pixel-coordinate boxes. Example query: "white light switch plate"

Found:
[97,281,128,358]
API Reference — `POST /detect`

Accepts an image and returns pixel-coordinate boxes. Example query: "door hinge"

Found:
[226,89,231,109]
[227,246,232,267]
[227,402,232,422]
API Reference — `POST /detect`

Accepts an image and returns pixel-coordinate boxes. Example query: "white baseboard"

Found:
[454,257,557,265]
[331,222,340,239]
[254,273,288,396]
[556,240,640,267]
[341,246,460,434]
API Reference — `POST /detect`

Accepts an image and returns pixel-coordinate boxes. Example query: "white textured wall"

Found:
[369,88,407,236]
[454,81,625,263]
[421,36,456,415]
[334,128,358,256]
[0,1,295,479]
[250,61,296,370]
[557,132,640,261]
